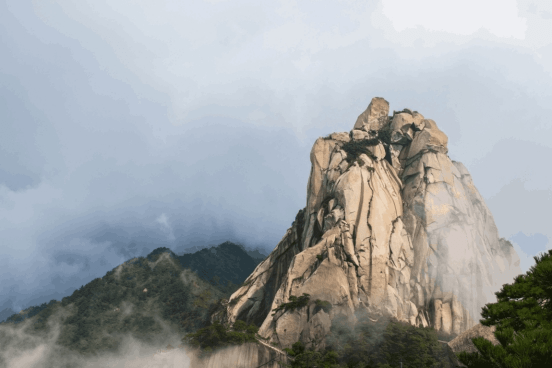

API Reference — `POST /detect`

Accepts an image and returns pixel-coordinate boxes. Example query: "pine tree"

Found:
[458,249,552,367]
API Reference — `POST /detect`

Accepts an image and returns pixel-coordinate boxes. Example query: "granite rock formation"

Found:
[191,342,290,368]
[213,97,522,351]
[446,323,501,367]
[448,323,500,354]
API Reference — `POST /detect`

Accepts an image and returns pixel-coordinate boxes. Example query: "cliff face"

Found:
[215,97,521,350]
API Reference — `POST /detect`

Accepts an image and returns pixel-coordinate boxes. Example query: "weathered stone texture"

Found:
[354,97,390,132]
[448,323,500,355]
[214,97,522,355]
[192,342,290,368]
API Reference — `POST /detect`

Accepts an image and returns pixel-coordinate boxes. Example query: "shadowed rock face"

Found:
[213,97,522,350]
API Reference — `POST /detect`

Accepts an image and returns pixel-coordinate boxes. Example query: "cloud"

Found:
[1,0,551,315]
[381,0,527,38]
[156,213,175,241]
[156,214,170,229]
[0,316,194,368]
[27,0,550,131]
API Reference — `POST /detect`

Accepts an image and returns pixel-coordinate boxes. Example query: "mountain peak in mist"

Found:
[177,241,262,288]
[210,97,522,356]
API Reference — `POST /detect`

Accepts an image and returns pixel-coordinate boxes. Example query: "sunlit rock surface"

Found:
[212,97,521,353]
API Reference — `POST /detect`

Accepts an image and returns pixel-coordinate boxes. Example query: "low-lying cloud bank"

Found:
[0,315,195,368]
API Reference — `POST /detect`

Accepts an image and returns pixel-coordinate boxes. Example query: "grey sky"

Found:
[1,0,551,313]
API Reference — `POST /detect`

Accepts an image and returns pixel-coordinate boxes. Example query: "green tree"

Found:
[323,311,454,367]
[377,321,444,368]
[284,341,340,368]
[273,294,311,314]
[183,320,258,350]
[458,249,552,367]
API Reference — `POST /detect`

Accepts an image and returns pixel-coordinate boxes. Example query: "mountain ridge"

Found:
[0,241,260,333]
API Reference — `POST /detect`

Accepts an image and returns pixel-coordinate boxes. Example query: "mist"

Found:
[0,308,194,368]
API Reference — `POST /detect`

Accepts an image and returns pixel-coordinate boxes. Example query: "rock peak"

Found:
[348,97,449,173]
[212,97,521,356]
[353,97,390,132]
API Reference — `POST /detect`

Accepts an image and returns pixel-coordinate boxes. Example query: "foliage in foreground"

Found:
[284,341,340,368]
[340,140,378,162]
[281,311,456,368]
[457,249,552,368]
[272,293,311,315]
[183,320,258,353]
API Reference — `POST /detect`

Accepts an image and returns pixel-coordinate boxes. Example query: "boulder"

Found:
[330,132,350,142]
[351,129,369,140]
[412,112,425,131]
[448,323,499,354]
[407,119,448,159]
[354,97,390,132]
[308,138,337,208]
[367,142,387,161]
[390,113,415,144]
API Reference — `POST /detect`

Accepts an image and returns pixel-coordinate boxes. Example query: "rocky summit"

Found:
[212,97,521,353]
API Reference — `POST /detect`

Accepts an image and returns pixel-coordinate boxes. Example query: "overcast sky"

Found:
[1,0,551,314]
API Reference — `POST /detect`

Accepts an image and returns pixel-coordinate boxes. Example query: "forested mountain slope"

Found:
[0,242,262,361]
